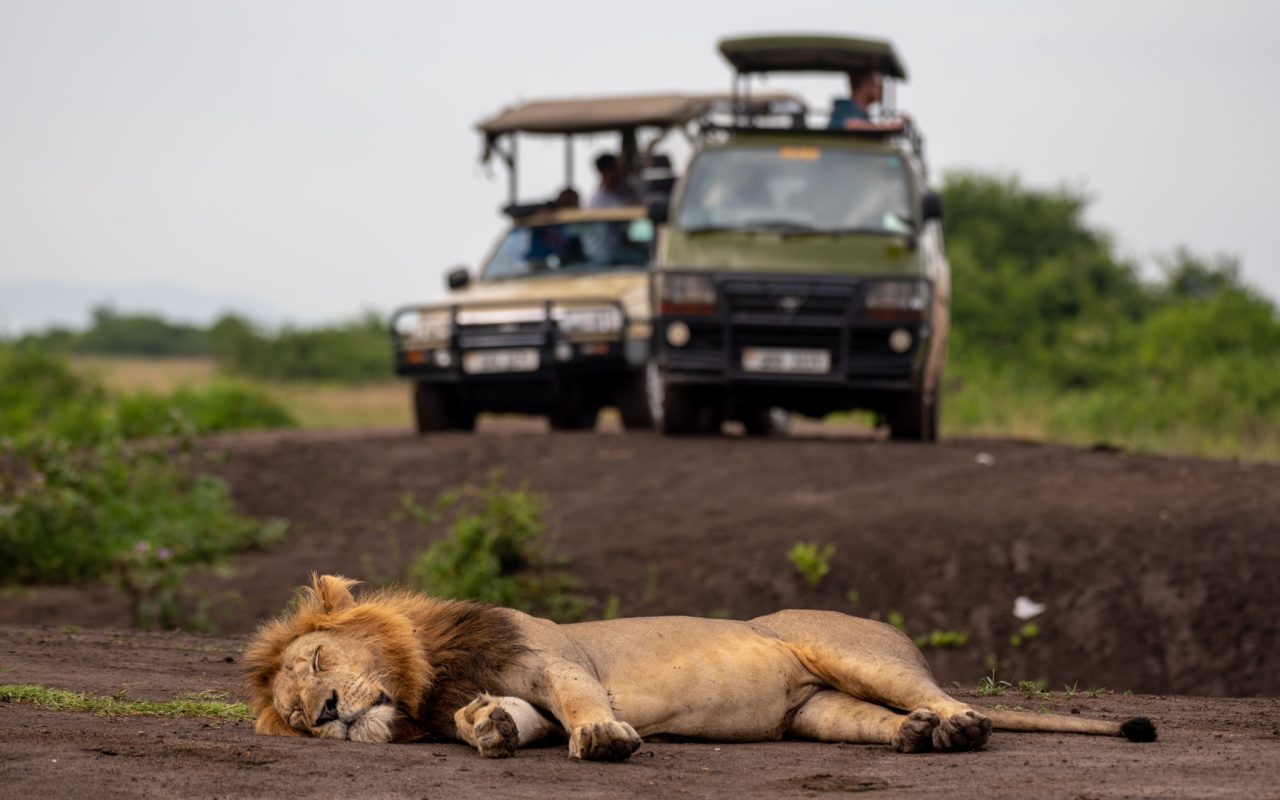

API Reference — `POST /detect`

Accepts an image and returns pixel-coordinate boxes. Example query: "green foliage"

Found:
[115,380,296,438]
[405,472,589,621]
[913,629,970,649]
[787,541,835,589]
[16,306,213,357]
[1010,621,1041,648]
[0,685,249,720]
[0,434,286,587]
[0,347,287,621]
[976,671,1012,697]
[212,312,391,383]
[941,173,1280,459]
[886,610,907,632]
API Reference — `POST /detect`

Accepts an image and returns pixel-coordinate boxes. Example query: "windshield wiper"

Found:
[683,221,819,235]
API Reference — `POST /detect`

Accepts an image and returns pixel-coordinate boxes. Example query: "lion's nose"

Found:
[314,691,340,726]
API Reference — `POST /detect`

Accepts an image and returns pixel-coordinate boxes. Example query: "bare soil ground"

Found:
[3,421,1280,798]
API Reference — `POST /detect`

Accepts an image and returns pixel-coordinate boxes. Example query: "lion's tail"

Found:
[983,708,1157,742]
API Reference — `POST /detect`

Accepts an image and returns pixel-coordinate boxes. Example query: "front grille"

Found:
[722,278,855,321]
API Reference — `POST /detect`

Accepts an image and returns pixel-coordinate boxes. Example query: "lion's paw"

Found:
[931,709,991,752]
[456,696,520,758]
[568,720,641,762]
[892,708,939,753]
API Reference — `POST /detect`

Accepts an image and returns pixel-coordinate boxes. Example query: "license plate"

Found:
[741,347,831,374]
[462,348,540,374]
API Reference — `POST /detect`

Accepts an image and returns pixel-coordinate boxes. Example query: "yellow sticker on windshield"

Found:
[778,146,821,161]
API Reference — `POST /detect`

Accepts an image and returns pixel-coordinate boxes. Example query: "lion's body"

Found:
[244,576,1156,760]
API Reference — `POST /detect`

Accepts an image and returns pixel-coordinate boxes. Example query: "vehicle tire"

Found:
[741,407,791,437]
[413,382,476,434]
[886,388,938,442]
[615,371,655,431]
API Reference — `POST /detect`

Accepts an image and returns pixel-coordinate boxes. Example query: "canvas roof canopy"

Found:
[477,92,803,138]
[718,34,907,80]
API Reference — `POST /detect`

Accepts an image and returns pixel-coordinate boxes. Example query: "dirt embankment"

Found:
[5,424,1277,696]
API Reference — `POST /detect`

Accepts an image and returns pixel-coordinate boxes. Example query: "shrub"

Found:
[787,542,835,589]
[116,380,296,438]
[405,472,589,621]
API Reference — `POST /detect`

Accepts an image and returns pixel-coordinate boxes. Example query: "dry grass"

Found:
[70,357,411,430]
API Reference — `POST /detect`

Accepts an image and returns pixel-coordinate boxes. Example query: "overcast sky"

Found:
[2,0,1277,330]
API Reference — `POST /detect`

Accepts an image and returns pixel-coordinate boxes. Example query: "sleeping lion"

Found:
[244,574,1155,759]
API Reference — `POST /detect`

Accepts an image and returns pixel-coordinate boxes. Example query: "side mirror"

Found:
[922,192,944,222]
[446,267,471,291]
[646,199,669,225]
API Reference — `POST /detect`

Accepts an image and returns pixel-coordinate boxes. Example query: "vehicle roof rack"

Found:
[476,92,803,138]
[718,34,907,79]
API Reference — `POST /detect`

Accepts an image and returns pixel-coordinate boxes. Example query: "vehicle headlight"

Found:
[865,280,929,321]
[393,310,452,344]
[658,272,716,316]
[553,306,624,336]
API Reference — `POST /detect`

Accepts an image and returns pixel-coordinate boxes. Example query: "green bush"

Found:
[787,541,835,589]
[116,380,296,438]
[405,472,589,621]
[0,434,286,586]
[212,312,391,383]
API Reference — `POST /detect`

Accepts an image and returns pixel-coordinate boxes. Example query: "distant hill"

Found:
[0,280,285,335]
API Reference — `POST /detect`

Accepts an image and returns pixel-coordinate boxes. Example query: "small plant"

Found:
[602,595,622,621]
[887,610,907,632]
[977,671,1012,697]
[913,629,970,649]
[405,471,589,622]
[707,609,731,619]
[1010,621,1041,648]
[787,542,835,589]
[1063,681,1080,698]
[845,588,860,607]
[1017,679,1050,700]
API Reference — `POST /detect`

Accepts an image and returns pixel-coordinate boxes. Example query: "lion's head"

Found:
[243,574,432,742]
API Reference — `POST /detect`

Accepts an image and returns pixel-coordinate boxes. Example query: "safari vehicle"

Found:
[649,35,950,440]
[390,93,799,433]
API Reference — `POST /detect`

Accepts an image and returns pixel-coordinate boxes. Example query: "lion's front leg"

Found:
[519,656,641,762]
[454,694,557,758]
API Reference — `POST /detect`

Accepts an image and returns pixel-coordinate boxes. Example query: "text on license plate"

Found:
[741,347,831,374]
[462,348,540,374]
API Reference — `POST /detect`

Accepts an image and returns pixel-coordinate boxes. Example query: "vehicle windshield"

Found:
[482,219,654,281]
[676,146,913,235]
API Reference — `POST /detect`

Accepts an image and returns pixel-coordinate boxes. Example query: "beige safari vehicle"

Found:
[389,95,716,430]
[390,93,796,432]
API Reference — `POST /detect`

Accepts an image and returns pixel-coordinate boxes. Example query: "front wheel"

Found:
[413,382,476,434]
[886,388,939,442]
[615,371,655,431]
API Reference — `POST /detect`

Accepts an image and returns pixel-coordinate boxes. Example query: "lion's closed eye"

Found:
[311,645,323,673]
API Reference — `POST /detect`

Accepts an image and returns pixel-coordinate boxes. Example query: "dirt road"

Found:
[3,423,1279,797]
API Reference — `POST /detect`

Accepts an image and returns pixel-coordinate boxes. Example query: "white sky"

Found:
[2,0,1278,329]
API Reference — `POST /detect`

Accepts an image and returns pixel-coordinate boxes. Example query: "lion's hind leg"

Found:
[454,695,558,758]
[791,691,938,753]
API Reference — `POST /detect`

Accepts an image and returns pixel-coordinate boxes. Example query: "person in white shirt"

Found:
[586,153,637,209]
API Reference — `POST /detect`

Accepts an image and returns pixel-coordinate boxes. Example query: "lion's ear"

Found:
[306,573,359,614]
[255,708,302,737]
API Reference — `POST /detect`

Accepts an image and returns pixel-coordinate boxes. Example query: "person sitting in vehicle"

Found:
[586,153,638,208]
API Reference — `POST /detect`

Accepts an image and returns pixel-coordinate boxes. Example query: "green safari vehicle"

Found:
[649,35,950,440]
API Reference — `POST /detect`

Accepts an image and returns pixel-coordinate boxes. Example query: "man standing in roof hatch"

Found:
[828,69,883,129]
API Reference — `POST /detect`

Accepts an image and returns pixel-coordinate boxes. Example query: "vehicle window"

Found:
[482,220,652,281]
[676,146,913,235]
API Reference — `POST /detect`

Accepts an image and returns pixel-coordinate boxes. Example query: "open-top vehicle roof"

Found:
[477,92,803,137]
[511,205,647,227]
[718,34,907,80]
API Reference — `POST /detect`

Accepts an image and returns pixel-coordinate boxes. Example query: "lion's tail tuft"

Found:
[1120,716,1157,743]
